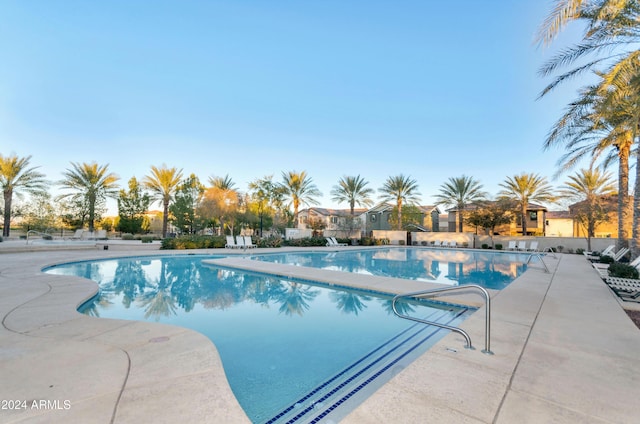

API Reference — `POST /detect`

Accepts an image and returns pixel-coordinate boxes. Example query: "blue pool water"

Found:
[249,248,530,290]
[45,256,471,423]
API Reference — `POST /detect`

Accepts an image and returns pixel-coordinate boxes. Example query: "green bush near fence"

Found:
[161,235,226,250]
[608,262,639,279]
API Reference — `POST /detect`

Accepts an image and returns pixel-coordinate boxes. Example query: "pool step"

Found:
[265,307,470,424]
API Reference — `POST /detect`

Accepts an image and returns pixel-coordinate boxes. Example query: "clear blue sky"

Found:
[1,1,592,214]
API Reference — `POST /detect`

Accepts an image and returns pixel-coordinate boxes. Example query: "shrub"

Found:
[598,255,615,264]
[141,236,154,243]
[481,244,489,249]
[161,235,226,249]
[421,241,428,246]
[495,243,503,250]
[122,233,134,240]
[0,236,3,242]
[576,248,585,255]
[556,246,564,253]
[462,242,469,248]
[398,240,405,245]
[284,237,327,247]
[361,237,374,246]
[257,236,282,248]
[608,262,640,279]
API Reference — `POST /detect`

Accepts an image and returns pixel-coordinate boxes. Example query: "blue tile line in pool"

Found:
[266,307,469,424]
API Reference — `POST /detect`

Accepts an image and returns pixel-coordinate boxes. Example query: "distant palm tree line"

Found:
[0,153,622,240]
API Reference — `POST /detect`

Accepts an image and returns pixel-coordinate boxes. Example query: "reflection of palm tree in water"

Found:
[330,291,371,315]
[110,260,147,308]
[82,294,114,317]
[275,281,320,316]
[137,259,179,320]
[380,298,416,316]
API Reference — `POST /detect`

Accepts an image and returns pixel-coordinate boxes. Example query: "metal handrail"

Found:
[25,230,53,244]
[526,253,550,273]
[392,284,493,354]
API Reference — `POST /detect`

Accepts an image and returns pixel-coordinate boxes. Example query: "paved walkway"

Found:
[0,242,638,423]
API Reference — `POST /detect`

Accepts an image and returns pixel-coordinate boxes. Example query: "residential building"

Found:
[297,207,367,238]
[446,202,549,236]
[365,203,440,233]
[545,211,574,237]
[568,195,633,239]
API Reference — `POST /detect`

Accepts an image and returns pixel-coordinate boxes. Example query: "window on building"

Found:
[331,216,338,224]
[371,214,377,222]
[529,211,538,221]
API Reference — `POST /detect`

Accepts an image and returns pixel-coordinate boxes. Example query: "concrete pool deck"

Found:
[0,241,639,423]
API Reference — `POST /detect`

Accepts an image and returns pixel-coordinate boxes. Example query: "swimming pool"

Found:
[45,255,472,423]
[249,248,531,290]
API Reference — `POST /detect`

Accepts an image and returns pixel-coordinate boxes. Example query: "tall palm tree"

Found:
[143,165,183,238]
[58,162,119,232]
[330,175,374,216]
[538,0,640,254]
[280,170,322,226]
[560,167,617,250]
[434,175,486,232]
[208,174,236,191]
[378,174,421,231]
[498,173,556,236]
[0,154,48,237]
[544,79,636,249]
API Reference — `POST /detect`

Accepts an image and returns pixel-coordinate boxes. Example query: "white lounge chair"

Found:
[235,235,246,248]
[516,240,527,251]
[331,237,347,247]
[448,240,457,248]
[225,236,238,249]
[584,244,614,259]
[70,229,84,240]
[527,241,539,252]
[433,240,442,247]
[244,236,257,248]
[611,247,630,261]
[325,237,334,247]
[507,241,517,251]
[95,230,107,240]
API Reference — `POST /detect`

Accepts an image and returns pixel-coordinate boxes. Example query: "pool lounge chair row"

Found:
[506,240,540,252]
[70,229,107,240]
[225,235,256,249]
[432,240,457,248]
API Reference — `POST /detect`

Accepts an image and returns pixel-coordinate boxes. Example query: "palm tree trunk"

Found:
[617,147,630,250]
[162,199,169,238]
[632,146,640,257]
[521,204,527,236]
[397,200,403,231]
[3,189,12,237]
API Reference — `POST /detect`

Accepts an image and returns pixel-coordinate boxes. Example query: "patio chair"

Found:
[441,241,449,248]
[516,240,527,251]
[95,230,108,240]
[326,237,335,247]
[433,240,442,247]
[235,235,246,248]
[507,241,517,251]
[448,240,457,248]
[583,244,614,259]
[225,236,238,249]
[331,237,347,247]
[607,285,640,302]
[244,236,257,248]
[611,247,630,261]
[527,241,539,252]
[70,229,84,240]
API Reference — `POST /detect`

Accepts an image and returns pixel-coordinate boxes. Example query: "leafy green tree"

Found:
[170,174,205,234]
[330,175,374,216]
[498,173,556,236]
[117,177,151,234]
[434,175,486,232]
[199,184,239,235]
[378,174,421,231]
[58,162,119,232]
[20,192,57,232]
[248,175,284,236]
[465,200,515,247]
[0,154,48,236]
[280,170,322,227]
[143,165,183,238]
[560,167,617,250]
[388,204,423,231]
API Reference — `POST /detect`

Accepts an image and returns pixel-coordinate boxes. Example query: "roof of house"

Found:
[546,211,572,219]
[445,201,548,212]
[367,202,440,213]
[300,207,368,217]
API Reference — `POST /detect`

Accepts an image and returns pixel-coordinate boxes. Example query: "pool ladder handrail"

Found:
[25,230,53,244]
[392,284,493,355]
